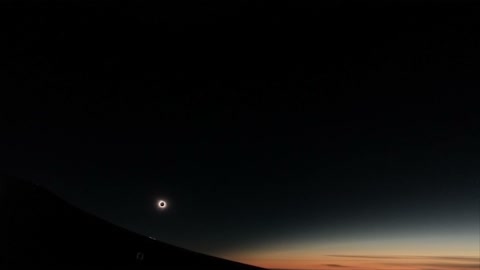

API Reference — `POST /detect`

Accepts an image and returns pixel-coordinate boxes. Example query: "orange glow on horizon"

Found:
[226,254,480,270]
[220,233,479,270]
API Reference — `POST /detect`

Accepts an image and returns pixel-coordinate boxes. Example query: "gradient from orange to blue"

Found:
[220,214,479,270]
[223,246,479,270]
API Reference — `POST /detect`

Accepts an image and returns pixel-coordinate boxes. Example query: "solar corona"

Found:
[157,200,167,209]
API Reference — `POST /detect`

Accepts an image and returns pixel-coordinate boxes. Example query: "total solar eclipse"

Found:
[157,200,167,209]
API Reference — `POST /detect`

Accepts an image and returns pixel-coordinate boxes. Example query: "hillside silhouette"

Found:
[0,175,264,268]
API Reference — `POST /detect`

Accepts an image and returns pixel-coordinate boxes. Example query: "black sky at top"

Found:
[1,0,479,254]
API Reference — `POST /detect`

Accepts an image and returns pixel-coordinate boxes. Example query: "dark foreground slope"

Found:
[0,175,264,268]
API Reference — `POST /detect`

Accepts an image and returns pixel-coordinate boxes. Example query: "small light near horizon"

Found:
[157,200,167,209]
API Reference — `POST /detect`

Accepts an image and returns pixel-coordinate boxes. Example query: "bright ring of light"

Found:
[157,200,167,209]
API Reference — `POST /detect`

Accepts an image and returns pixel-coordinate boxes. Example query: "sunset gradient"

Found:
[221,226,479,270]
[230,255,479,270]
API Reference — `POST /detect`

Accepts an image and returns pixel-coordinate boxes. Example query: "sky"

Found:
[1,1,479,270]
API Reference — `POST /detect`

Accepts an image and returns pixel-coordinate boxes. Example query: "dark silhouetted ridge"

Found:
[0,174,264,268]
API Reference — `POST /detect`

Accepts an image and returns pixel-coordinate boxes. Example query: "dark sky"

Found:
[1,1,479,269]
